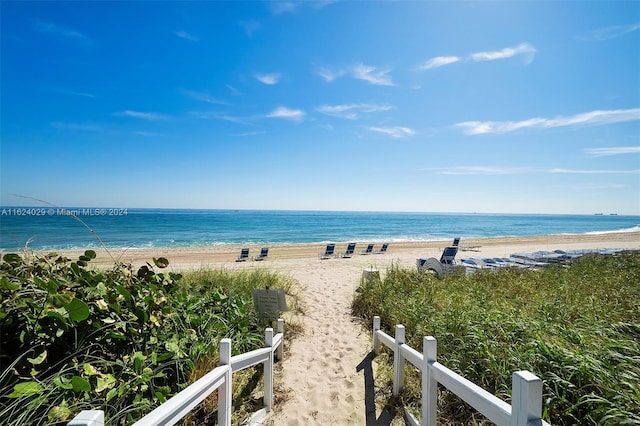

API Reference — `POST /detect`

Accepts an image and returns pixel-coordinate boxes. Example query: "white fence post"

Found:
[218,338,232,426]
[393,324,405,396]
[68,410,104,426]
[264,327,274,411]
[276,319,284,360]
[423,336,437,426]
[511,371,543,426]
[373,316,381,354]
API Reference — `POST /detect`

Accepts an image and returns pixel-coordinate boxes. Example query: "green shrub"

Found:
[0,251,292,425]
[353,253,640,425]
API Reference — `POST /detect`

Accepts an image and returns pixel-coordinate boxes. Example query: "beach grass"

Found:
[352,252,640,425]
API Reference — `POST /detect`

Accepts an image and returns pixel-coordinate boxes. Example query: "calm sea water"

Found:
[0,208,638,251]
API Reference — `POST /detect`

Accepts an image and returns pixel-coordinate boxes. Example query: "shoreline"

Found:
[16,231,640,271]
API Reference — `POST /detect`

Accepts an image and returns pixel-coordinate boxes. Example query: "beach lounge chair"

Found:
[341,242,357,258]
[360,243,374,255]
[439,246,458,265]
[319,243,335,259]
[254,247,269,261]
[236,248,250,262]
[375,243,389,254]
[452,237,461,246]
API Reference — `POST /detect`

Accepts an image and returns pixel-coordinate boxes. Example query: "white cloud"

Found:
[226,84,242,96]
[351,64,394,86]
[116,110,169,121]
[189,111,253,125]
[550,168,640,175]
[231,131,266,137]
[431,166,536,175]
[175,31,199,42]
[316,67,346,82]
[134,131,165,137]
[256,73,282,85]
[239,20,261,36]
[426,166,640,176]
[584,146,640,157]
[418,56,460,70]
[316,103,393,119]
[367,126,414,138]
[270,1,297,14]
[455,108,640,135]
[181,89,227,105]
[50,122,102,131]
[56,89,95,98]
[33,20,92,44]
[470,43,536,62]
[579,23,640,41]
[266,106,305,122]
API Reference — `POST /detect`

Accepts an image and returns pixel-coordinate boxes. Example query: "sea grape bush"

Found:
[0,251,266,425]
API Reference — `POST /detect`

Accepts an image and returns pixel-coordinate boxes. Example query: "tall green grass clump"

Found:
[353,253,640,425]
[0,251,294,425]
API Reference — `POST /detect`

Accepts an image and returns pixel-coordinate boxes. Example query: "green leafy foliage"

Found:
[353,253,640,425]
[0,251,291,425]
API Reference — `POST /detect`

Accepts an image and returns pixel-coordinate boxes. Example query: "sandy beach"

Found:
[51,232,640,424]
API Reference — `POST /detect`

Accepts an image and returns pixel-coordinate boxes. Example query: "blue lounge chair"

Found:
[319,243,335,259]
[375,243,389,254]
[439,246,458,265]
[254,247,269,261]
[452,237,461,246]
[236,248,250,262]
[360,243,374,255]
[341,242,357,258]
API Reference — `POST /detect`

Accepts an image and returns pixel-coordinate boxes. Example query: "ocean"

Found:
[0,208,638,251]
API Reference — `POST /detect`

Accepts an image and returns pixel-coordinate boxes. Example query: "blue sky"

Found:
[1,1,639,214]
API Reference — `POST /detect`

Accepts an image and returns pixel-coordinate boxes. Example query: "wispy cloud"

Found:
[367,126,414,138]
[316,103,393,119]
[266,106,305,122]
[181,89,228,105]
[418,43,535,71]
[239,20,261,36]
[455,108,640,135]
[351,64,394,86]
[134,131,165,137]
[189,111,253,125]
[226,84,243,96]
[426,166,639,176]
[469,43,536,62]
[316,67,346,82]
[550,168,640,175]
[269,1,298,14]
[579,23,640,41]
[175,31,199,42]
[585,146,640,157]
[255,73,282,85]
[428,166,537,175]
[33,20,92,44]
[231,131,266,137]
[417,56,460,70]
[115,110,169,121]
[55,89,95,98]
[50,122,103,131]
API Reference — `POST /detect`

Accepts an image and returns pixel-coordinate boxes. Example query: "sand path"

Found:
[263,256,374,425]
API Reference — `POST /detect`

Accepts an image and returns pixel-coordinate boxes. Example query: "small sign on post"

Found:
[252,288,287,320]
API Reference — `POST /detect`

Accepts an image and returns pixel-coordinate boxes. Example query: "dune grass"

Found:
[352,252,640,425]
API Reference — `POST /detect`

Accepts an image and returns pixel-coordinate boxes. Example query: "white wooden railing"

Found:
[372,316,551,426]
[68,319,284,426]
